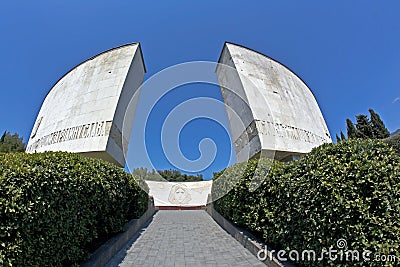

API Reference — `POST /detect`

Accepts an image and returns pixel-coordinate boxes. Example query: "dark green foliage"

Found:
[385,134,400,155]
[369,109,390,139]
[356,114,374,138]
[212,139,400,266]
[340,130,346,141]
[0,132,26,152]
[335,134,341,142]
[212,158,275,238]
[0,152,148,267]
[134,167,204,182]
[132,167,160,180]
[343,109,390,140]
[157,169,203,182]
[346,119,358,139]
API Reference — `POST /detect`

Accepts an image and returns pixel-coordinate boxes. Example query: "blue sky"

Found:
[1,1,399,179]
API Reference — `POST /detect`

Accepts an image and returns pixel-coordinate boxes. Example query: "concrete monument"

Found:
[216,43,331,162]
[146,180,213,207]
[26,43,146,167]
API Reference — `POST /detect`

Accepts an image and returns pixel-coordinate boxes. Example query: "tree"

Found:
[132,167,164,181]
[340,131,346,141]
[335,134,341,142]
[385,134,400,156]
[355,114,374,138]
[0,131,26,152]
[346,119,358,139]
[133,167,204,182]
[369,109,390,139]
[0,132,5,143]
[342,109,389,141]
[156,169,203,182]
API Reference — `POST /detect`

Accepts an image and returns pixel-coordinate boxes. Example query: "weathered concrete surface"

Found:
[26,43,145,167]
[217,43,331,162]
[146,180,213,207]
[105,210,265,267]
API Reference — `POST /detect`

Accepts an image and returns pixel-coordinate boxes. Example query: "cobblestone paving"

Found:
[105,210,265,267]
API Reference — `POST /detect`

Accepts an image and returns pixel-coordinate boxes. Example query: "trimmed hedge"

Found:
[0,152,148,266]
[385,134,400,156]
[212,139,400,266]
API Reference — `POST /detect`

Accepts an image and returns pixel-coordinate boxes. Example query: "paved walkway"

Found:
[105,210,265,267]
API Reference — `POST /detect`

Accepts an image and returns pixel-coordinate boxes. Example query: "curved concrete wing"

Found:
[217,42,331,162]
[26,43,146,167]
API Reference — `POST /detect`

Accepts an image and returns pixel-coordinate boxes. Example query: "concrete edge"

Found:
[81,198,155,267]
[206,201,296,267]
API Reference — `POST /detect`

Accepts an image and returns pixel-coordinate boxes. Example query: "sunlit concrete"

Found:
[145,180,213,207]
[26,43,146,167]
[217,42,331,162]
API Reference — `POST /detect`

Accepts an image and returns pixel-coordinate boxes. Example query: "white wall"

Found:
[26,43,145,167]
[217,43,331,162]
[146,180,213,207]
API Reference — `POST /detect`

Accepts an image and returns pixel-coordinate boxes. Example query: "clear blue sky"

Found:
[1,1,399,179]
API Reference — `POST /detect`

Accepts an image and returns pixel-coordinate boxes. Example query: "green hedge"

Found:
[385,134,400,155]
[212,139,400,266]
[0,152,148,266]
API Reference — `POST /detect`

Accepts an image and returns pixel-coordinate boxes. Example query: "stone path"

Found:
[105,210,265,267]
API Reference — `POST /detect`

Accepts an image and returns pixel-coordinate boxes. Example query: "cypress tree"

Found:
[0,131,25,152]
[346,119,358,139]
[369,109,390,139]
[355,114,374,139]
[336,134,341,142]
[0,131,6,143]
[340,131,346,141]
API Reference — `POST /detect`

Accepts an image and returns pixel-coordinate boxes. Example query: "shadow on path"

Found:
[104,210,265,267]
[105,211,158,267]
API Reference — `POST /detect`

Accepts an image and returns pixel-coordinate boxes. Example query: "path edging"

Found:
[81,198,155,267]
[206,201,296,267]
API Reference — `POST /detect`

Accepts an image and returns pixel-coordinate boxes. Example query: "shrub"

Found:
[212,139,400,266]
[0,152,148,266]
[212,158,277,238]
[385,134,400,155]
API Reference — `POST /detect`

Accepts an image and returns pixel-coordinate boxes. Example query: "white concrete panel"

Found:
[217,43,331,162]
[26,43,146,167]
[146,180,213,207]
